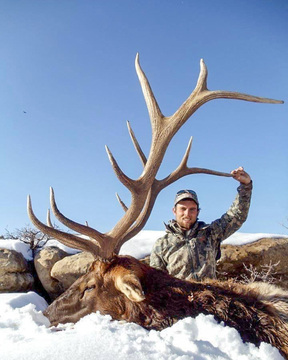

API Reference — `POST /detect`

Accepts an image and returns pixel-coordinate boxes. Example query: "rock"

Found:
[0,273,34,292]
[34,246,68,300]
[0,248,34,291]
[51,251,95,291]
[217,237,288,289]
[0,248,27,274]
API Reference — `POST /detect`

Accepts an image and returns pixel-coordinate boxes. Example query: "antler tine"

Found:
[135,53,163,129]
[160,137,232,188]
[171,59,283,132]
[179,136,193,168]
[46,209,53,227]
[115,188,155,250]
[207,90,284,104]
[127,121,147,166]
[47,207,94,242]
[27,195,100,256]
[105,145,136,191]
[49,188,123,259]
[194,58,208,93]
[116,193,128,212]
[158,136,194,187]
[49,187,103,242]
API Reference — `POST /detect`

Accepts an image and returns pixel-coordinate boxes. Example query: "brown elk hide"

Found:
[44,255,288,359]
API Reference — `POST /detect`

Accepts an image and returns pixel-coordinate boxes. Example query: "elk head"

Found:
[27,54,283,327]
[43,255,150,326]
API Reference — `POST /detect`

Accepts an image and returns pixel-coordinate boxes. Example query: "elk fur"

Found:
[45,255,288,359]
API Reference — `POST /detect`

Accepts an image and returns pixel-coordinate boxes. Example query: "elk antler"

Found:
[27,54,283,260]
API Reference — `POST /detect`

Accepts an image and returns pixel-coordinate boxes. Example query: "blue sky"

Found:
[0,0,287,237]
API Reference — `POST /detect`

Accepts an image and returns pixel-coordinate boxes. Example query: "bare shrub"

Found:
[5,225,55,258]
[240,261,281,284]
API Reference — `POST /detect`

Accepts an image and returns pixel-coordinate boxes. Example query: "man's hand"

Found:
[231,167,251,185]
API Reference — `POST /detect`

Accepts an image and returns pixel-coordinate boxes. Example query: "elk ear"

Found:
[115,274,146,302]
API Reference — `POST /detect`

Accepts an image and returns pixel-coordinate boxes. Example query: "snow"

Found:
[222,232,288,246]
[0,292,284,360]
[0,238,80,261]
[1,231,288,359]
[0,239,35,261]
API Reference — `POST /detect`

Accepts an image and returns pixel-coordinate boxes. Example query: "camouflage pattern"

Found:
[150,182,253,281]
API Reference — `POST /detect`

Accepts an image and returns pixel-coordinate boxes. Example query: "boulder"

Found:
[51,251,95,291]
[217,237,288,289]
[0,273,34,292]
[34,246,68,300]
[0,248,34,292]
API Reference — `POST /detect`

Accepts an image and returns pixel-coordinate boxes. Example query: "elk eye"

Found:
[84,285,95,293]
[86,285,95,291]
[80,285,96,300]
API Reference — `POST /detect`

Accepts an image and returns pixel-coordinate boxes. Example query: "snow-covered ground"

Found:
[1,231,288,360]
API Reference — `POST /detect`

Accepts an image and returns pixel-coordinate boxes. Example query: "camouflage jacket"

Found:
[150,182,252,281]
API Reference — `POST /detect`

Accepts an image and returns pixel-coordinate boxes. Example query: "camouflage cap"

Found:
[174,190,199,207]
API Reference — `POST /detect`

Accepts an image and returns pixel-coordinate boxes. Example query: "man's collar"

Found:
[166,219,198,235]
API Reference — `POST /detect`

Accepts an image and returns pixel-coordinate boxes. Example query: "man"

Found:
[150,167,252,281]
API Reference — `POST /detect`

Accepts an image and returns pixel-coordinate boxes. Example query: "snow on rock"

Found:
[0,239,33,261]
[222,232,288,246]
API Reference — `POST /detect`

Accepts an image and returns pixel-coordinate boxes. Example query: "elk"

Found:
[27,55,288,357]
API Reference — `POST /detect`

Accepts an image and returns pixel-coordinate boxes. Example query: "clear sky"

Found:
[0,0,287,237]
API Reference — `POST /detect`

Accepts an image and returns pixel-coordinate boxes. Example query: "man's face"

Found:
[173,200,199,230]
